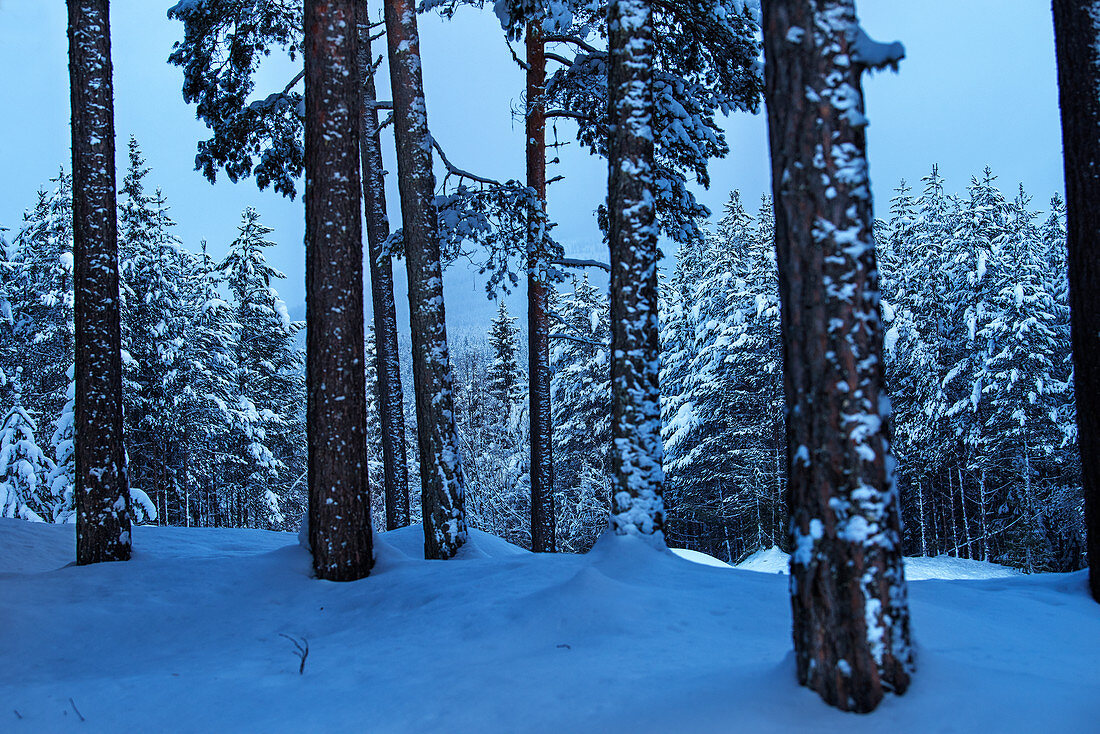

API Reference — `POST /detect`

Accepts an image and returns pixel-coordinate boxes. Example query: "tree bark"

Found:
[527,21,555,552]
[305,0,373,581]
[607,0,665,541]
[356,0,410,531]
[762,0,913,711]
[68,0,132,564]
[1052,0,1100,603]
[383,0,468,558]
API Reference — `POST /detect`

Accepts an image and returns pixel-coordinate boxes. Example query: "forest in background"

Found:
[1,142,1082,573]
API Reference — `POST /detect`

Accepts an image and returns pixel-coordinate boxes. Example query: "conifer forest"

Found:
[0,0,1097,729]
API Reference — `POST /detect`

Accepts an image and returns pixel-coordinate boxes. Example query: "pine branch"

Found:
[552,258,610,272]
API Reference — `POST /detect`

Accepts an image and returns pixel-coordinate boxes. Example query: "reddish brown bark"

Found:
[762,0,913,712]
[68,0,132,564]
[527,22,555,552]
[305,0,373,581]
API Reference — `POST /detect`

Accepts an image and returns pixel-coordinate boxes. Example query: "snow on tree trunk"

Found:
[527,21,555,552]
[67,0,132,564]
[761,0,913,711]
[1052,0,1100,603]
[356,0,410,531]
[304,0,373,581]
[383,0,468,559]
[607,0,665,541]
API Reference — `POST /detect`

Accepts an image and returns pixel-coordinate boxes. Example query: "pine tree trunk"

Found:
[356,0,410,531]
[304,0,373,581]
[68,0,132,564]
[1053,0,1100,603]
[607,0,664,541]
[383,0,467,558]
[762,0,913,711]
[527,22,555,552]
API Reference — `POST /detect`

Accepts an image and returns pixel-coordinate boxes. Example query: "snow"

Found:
[738,545,1021,581]
[1,520,1096,732]
[671,547,732,568]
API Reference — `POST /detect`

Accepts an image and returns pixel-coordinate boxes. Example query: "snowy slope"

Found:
[0,519,1096,733]
[737,545,1022,580]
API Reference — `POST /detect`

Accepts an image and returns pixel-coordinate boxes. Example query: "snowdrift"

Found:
[0,519,1096,732]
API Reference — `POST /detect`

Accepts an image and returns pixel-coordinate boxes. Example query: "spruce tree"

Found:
[552,276,612,551]
[0,370,53,522]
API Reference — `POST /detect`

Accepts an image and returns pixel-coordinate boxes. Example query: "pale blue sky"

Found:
[0,0,1064,332]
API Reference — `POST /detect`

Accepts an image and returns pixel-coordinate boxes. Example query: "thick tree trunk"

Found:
[383,0,467,559]
[762,0,913,711]
[68,0,132,564]
[527,22,555,552]
[356,0,410,531]
[607,0,664,540]
[305,0,373,581]
[1052,0,1100,603]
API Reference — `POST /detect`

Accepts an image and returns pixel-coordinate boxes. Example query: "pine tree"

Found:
[1052,0,1100,602]
[355,0,410,532]
[607,0,665,542]
[384,0,468,559]
[304,0,373,580]
[762,0,912,710]
[68,0,132,564]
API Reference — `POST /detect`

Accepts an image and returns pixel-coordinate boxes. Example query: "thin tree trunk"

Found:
[1053,0,1100,601]
[978,469,988,561]
[917,480,927,557]
[383,0,467,558]
[68,0,132,564]
[527,21,555,552]
[305,0,373,581]
[356,0,410,531]
[958,467,971,559]
[947,468,958,556]
[762,0,913,711]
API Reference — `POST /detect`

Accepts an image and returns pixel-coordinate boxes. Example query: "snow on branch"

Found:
[850,25,905,72]
[552,257,611,272]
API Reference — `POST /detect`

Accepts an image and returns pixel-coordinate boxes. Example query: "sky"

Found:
[0,0,1065,336]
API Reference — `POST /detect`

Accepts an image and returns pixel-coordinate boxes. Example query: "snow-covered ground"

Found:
[737,545,1022,580]
[1,519,1096,733]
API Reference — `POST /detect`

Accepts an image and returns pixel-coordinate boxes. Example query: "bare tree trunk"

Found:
[305,0,373,581]
[607,0,664,541]
[527,21,555,552]
[68,0,132,564]
[762,0,913,711]
[383,0,467,559]
[1053,1,1100,598]
[356,0,410,531]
